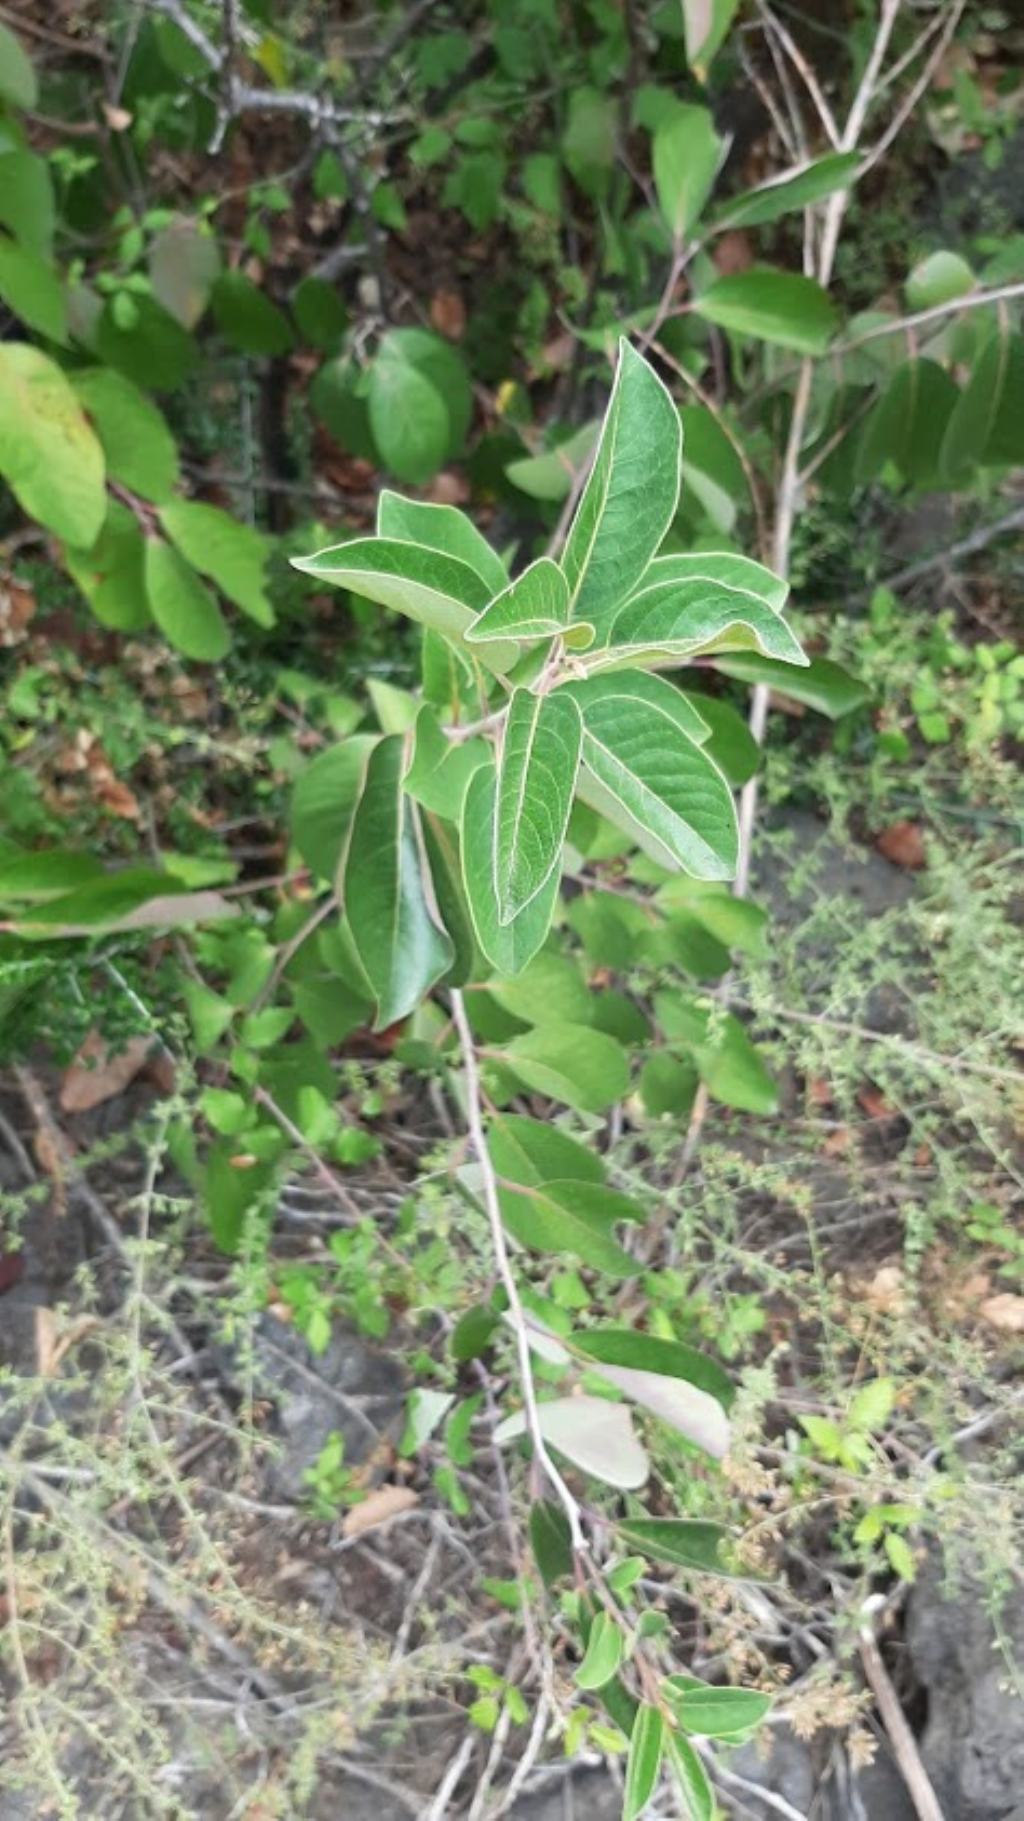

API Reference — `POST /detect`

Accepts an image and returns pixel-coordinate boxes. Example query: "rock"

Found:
[511,1767,621,1820]
[246,1313,406,1500]
[907,1549,1024,1819]
[727,1726,916,1820]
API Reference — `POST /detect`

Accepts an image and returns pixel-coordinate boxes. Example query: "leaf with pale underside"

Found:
[624,1705,665,1821]
[576,1328,732,1458]
[495,1177,642,1276]
[600,576,807,670]
[562,670,738,880]
[560,340,681,641]
[291,535,515,670]
[462,763,560,974]
[342,735,454,1029]
[377,490,509,596]
[495,688,582,924]
[467,558,591,649]
[495,1395,649,1490]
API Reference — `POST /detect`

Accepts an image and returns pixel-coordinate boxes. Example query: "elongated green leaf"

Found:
[575,1612,625,1690]
[530,1500,574,1586]
[467,558,582,648]
[502,1022,629,1113]
[624,1705,665,1821]
[653,105,722,240]
[342,735,454,1029]
[564,671,738,880]
[574,1329,733,1410]
[292,534,508,654]
[561,341,681,640]
[489,951,593,1028]
[72,367,178,503]
[664,1733,715,1821]
[95,294,198,391]
[718,151,860,229]
[0,851,103,902]
[421,812,478,986]
[290,736,378,882]
[0,232,67,342]
[405,705,487,820]
[211,270,294,355]
[940,322,1024,480]
[0,343,105,547]
[617,1517,731,1574]
[680,403,749,532]
[665,1677,772,1738]
[148,217,220,329]
[0,149,55,254]
[604,576,806,670]
[506,421,599,501]
[495,688,582,923]
[487,1110,604,1187]
[369,355,449,484]
[0,20,37,107]
[462,763,560,974]
[63,501,151,632]
[693,267,837,354]
[679,691,760,785]
[707,651,867,717]
[144,539,230,662]
[654,991,776,1113]
[377,491,508,596]
[498,1177,641,1275]
[856,357,959,486]
[160,499,274,626]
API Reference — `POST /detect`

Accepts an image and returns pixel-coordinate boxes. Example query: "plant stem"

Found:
[449,988,587,1553]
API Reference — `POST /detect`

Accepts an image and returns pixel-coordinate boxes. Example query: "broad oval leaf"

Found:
[0,232,67,342]
[144,539,230,662]
[342,734,454,1029]
[72,367,179,503]
[0,149,55,255]
[0,343,105,547]
[211,269,294,355]
[495,688,582,923]
[461,763,560,974]
[502,1022,629,1113]
[496,1394,650,1489]
[681,0,739,72]
[655,991,776,1113]
[905,249,974,311]
[160,499,274,626]
[290,736,378,883]
[717,151,860,230]
[489,951,594,1028]
[679,691,760,785]
[0,20,37,108]
[653,105,723,240]
[292,535,516,669]
[530,1500,574,1586]
[561,340,681,640]
[604,578,807,670]
[497,1177,642,1276]
[487,1110,605,1187]
[624,1704,665,1821]
[940,323,1024,480]
[563,670,738,880]
[377,491,508,596]
[693,267,837,355]
[664,1677,773,1738]
[405,704,487,820]
[506,420,599,502]
[575,1612,625,1690]
[63,501,151,632]
[634,551,789,614]
[467,558,578,647]
[856,357,959,487]
[584,1361,730,1458]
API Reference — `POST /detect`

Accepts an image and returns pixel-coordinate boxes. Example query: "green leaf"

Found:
[681,0,739,72]
[0,150,55,254]
[498,1178,641,1276]
[405,705,486,820]
[635,551,789,613]
[575,1333,731,1459]
[665,1678,772,1738]
[489,952,593,1028]
[210,270,294,355]
[664,1732,715,1820]
[575,1612,625,1690]
[0,850,103,902]
[502,1023,629,1114]
[562,86,616,199]
[905,249,974,311]
[369,328,472,482]
[205,1141,272,1255]
[421,811,479,986]
[377,490,508,596]
[467,558,581,648]
[341,735,454,1028]
[310,355,376,460]
[0,20,37,107]
[707,651,868,717]
[144,539,231,662]
[564,671,738,880]
[856,357,959,486]
[292,275,347,349]
[0,233,67,342]
[497,1395,648,1488]
[0,343,105,547]
[623,1705,664,1821]
[72,368,178,503]
[16,871,235,938]
[574,1328,733,1411]
[94,294,198,391]
[506,421,599,502]
[290,737,377,883]
[718,152,860,230]
[291,535,493,647]
[616,1518,731,1574]
[656,879,768,956]
[462,763,560,975]
[640,1051,699,1118]
[848,1376,895,1434]
[679,691,760,785]
[940,322,1024,479]
[604,565,806,670]
[693,268,837,354]
[450,1303,501,1363]
[653,105,722,240]
[679,404,749,533]
[561,341,681,641]
[159,499,274,627]
[654,991,777,1113]
[148,217,220,329]
[63,501,151,632]
[487,1109,604,1188]
[529,1500,573,1586]
[495,689,582,924]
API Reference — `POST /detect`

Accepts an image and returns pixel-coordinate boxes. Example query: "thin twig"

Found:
[859,1607,946,1821]
[860,0,967,178]
[449,990,587,1553]
[756,2,841,147]
[834,280,1024,353]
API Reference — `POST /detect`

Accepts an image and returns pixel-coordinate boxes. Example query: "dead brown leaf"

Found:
[341,1485,419,1538]
[430,287,466,340]
[979,1293,1024,1335]
[876,821,927,869]
[858,1085,895,1120]
[60,1029,154,1114]
[426,470,470,506]
[0,571,36,644]
[861,1263,907,1316]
